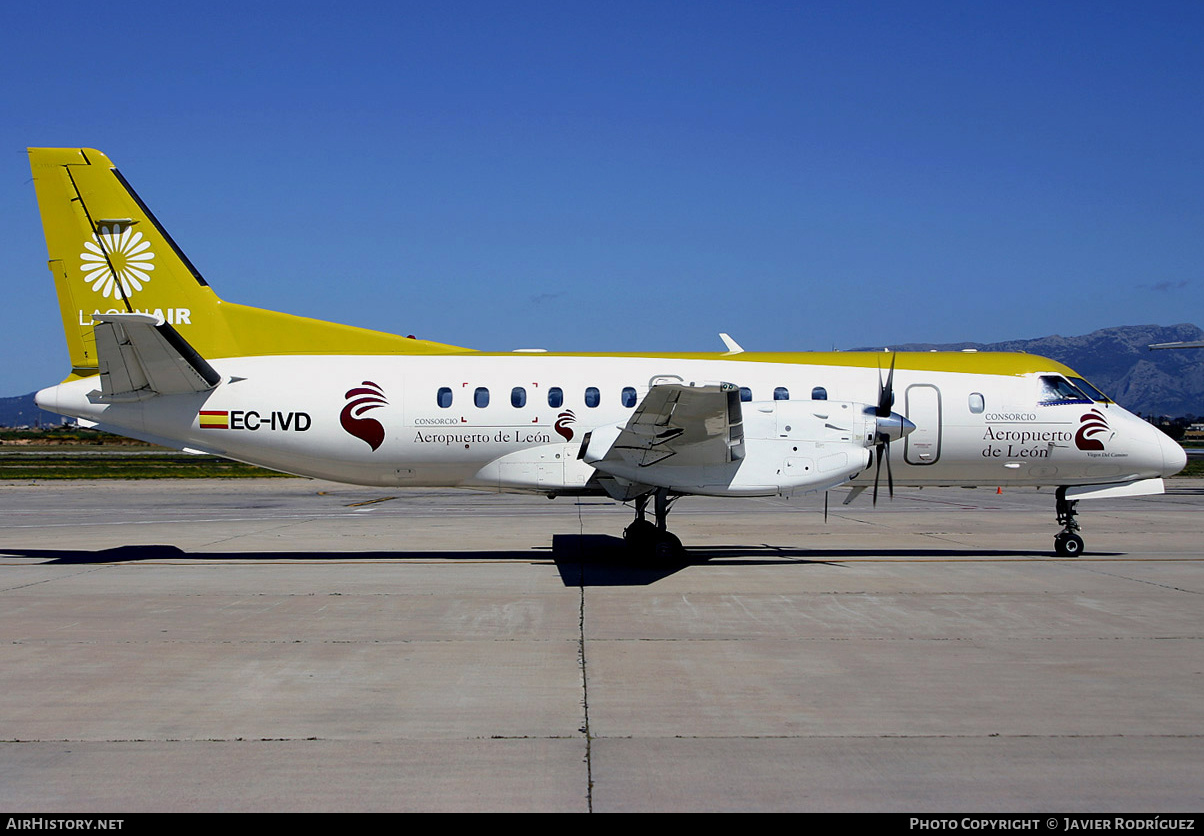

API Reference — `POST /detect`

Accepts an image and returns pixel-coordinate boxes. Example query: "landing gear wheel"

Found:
[625,489,685,562]
[1054,532,1084,557]
[623,520,658,551]
[1054,488,1085,557]
[652,532,683,562]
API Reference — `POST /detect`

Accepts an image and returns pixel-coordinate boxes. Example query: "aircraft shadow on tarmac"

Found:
[1,536,1066,587]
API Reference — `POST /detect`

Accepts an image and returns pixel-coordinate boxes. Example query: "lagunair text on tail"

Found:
[28,148,1186,559]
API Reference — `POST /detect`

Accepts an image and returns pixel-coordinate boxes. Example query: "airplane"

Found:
[1149,340,1204,350]
[26,148,1187,559]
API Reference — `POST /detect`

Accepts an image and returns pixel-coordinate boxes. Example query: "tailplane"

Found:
[29,148,470,378]
[91,312,221,402]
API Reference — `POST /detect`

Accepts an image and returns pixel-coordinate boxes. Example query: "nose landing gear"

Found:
[1054,487,1085,557]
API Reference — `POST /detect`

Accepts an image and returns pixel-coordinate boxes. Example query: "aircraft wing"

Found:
[92,312,221,401]
[597,381,745,469]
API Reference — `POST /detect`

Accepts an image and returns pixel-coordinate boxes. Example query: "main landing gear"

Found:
[1054,487,1085,557]
[623,488,684,561]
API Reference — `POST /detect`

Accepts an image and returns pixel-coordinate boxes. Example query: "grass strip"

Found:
[0,451,295,479]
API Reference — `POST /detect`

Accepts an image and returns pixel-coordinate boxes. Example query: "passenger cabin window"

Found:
[437,387,452,408]
[511,387,526,408]
[548,387,563,408]
[774,387,789,401]
[739,387,752,402]
[1039,376,1091,405]
[585,387,600,408]
[812,386,827,400]
[621,387,637,408]
[474,387,490,408]
[969,392,985,414]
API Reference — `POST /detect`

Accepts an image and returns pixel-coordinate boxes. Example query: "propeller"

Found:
[870,354,915,505]
[872,356,892,504]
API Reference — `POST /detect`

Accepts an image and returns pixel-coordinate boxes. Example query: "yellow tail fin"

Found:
[29,148,471,377]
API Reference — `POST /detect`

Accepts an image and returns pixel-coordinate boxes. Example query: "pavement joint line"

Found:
[573,493,595,812]
[345,496,401,507]
[0,564,110,591]
[1058,563,1204,594]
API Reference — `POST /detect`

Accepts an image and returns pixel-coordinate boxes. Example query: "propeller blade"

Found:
[872,443,883,505]
[886,437,894,499]
[877,353,896,417]
[877,362,885,415]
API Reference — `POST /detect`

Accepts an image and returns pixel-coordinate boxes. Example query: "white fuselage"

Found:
[37,352,1184,496]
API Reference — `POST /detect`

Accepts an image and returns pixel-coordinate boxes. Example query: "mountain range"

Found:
[854,323,1204,418]
[3,323,1202,426]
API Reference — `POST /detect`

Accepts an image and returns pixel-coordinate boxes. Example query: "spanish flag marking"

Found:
[199,410,229,430]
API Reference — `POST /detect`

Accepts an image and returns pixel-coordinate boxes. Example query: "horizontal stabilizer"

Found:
[92,312,220,401]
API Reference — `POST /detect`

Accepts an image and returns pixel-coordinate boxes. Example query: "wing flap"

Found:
[601,381,745,469]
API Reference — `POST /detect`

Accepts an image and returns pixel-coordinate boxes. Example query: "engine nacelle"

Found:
[581,399,881,497]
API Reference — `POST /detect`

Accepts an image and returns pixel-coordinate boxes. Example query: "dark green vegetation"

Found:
[0,428,294,479]
[1175,453,1204,478]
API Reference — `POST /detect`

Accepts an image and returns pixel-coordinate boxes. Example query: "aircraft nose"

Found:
[1157,427,1187,476]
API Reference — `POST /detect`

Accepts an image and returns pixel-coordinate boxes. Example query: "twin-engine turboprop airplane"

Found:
[27,148,1186,558]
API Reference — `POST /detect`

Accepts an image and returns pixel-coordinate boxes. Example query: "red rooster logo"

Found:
[341,381,388,451]
[1075,409,1109,451]
[555,410,576,442]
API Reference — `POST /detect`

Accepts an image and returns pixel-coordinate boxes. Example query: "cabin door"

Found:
[904,384,942,465]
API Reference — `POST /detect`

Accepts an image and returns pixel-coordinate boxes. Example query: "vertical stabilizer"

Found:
[29,147,470,378]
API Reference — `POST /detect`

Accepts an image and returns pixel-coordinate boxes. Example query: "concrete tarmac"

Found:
[0,478,1200,812]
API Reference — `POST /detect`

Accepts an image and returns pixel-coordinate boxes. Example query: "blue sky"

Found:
[2,1,1202,395]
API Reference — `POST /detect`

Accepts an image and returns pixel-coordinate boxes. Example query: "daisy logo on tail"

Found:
[341,381,388,451]
[80,225,155,299]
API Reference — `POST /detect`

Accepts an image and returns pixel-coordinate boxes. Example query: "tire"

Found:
[623,520,658,550]
[653,532,683,562]
[1054,532,1084,557]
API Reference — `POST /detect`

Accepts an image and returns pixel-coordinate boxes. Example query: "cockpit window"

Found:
[1038,375,1092,405]
[1068,376,1112,403]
